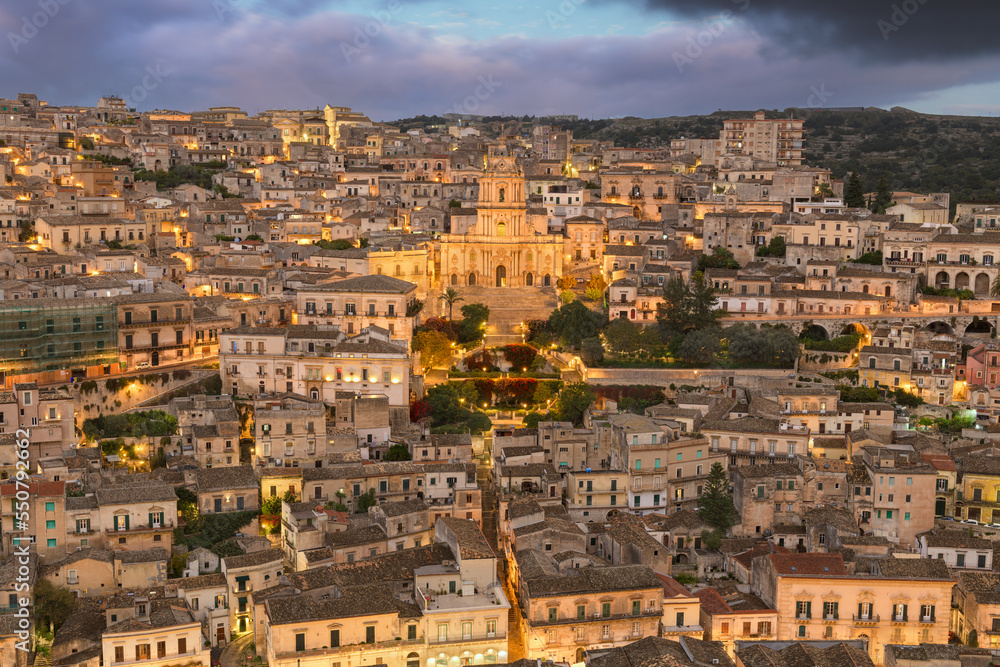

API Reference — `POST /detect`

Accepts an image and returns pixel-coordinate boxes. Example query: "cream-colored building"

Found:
[35,215,148,251]
[516,553,666,664]
[101,591,210,667]
[293,274,419,343]
[220,324,410,410]
[751,552,953,665]
[439,144,563,288]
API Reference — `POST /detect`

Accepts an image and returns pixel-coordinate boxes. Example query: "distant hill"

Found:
[389,108,1000,212]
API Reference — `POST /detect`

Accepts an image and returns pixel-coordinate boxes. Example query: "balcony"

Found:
[535,610,662,628]
[853,614,879,625]
[428,631,507,646]
[106,519,175,535]
[121,317,188,329]
[274,638,423,660]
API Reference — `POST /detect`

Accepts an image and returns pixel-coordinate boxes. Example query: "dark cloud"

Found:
[637,0,1000,62]
[0,0,997,118]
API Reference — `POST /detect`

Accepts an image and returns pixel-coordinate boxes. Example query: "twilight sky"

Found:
[2,0,999,120]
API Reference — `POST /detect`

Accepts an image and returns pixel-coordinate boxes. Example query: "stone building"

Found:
[439,145,564,288]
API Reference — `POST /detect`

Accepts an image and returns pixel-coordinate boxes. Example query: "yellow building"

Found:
[751,552,953,665]
[439,144,563,288]
[956,455,1000,524]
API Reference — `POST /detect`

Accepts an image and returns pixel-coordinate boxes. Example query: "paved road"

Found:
[219,633,255,667]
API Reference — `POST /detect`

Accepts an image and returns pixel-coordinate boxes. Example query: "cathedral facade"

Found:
[439,146,564,288]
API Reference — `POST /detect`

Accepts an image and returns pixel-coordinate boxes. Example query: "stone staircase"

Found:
[450,286,559,346]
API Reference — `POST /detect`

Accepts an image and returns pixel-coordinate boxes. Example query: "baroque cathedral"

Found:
[439,144,564,288]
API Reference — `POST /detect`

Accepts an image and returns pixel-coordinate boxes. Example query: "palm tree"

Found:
[439,288,464,324]
[991,276,1000,299]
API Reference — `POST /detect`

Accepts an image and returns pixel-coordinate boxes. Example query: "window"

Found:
[330,629,340,647]
[577,605,586,620]
[602,602,611,618]
[135,644,150,661]
[824,601,838,620]
[632,600,640,616]
[115,647,125,663]
[796,600,811,619]
[366,626,375,644]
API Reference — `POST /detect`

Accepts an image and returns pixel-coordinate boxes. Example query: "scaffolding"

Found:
[0,299,119,379]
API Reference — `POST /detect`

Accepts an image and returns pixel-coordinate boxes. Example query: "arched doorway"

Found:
[576,648,586,662]
[496,265,507,287]
[468,273,476,286]
[956,272,970,290]
[976,273,990,295]
[935,498,947,515]
[935,271,949,289]
[543,274,551,286]
[525,273,533,287]
[632,206,641,217]
[405,652,420,667]
[151,351,160,366]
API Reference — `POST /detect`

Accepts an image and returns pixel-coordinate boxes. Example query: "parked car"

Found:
[962,519,980,525]
[135,361,152,370]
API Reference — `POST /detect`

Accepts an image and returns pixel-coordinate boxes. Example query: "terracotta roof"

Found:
[737,643,874,667]
[768,552,847,576]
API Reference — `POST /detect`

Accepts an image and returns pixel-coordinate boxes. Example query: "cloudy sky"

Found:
[1,0,998,120]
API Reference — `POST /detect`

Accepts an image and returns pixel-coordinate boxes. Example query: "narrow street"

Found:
[219,633,255,667]
[477,448,526,662]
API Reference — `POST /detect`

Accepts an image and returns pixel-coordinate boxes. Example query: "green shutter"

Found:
[806,601,811,618]
[149,513,153,528]
[858,603,863,619]
[124,515,130,530]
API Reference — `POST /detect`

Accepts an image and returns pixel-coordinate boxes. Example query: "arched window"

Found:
[376,266,383,275]
[497,222,506,237]
[526,252,533,263]
[469,251,476,262]
[498,187,505,202]
[309,388,319,399]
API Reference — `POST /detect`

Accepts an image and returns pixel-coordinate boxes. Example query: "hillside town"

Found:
[4,94,1000,667]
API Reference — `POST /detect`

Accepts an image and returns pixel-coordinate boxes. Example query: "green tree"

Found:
[698,247,740,272]
[557,275,577,290]
[467,412,493,434]
[356,489,377,513]
[676,328,722,364]
[261,496,282,515]
[656,276,721,338]
[855,251,883,266]
[282,489,298,504]
[458,303,490,344]
[34,580,76,633]
[603,318,641,355]
[559,290,575,304]
[383,442,412,461]
[412,330,452,371]
[991,275,1000,299]
[424,382,479,427]
[555,382,596,426]
[438,287,464,324]
[701,529,723,551]
[873,175,893,213]
[756,236,786,258]
[844,171,865,208]
[580,336,604,365]
[548,300,607,347]
[314,239,354,250]
[532,381,556,405]
[968,629,979,648]
[699,462,737,533]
